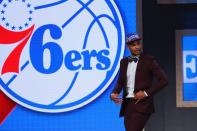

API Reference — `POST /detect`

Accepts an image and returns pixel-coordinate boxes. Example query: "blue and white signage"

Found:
[183,36,197,101]
[0,0,125,112]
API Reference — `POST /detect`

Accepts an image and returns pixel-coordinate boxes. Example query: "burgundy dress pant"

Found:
[124,100,151,131]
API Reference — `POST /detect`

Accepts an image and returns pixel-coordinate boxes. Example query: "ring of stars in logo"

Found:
[1,0,33,31]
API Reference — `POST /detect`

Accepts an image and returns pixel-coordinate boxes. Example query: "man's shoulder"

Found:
[140,53,155,60]
[121,57,128,61]
[120,57,129,63]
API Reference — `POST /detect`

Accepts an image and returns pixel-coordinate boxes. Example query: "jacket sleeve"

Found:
[111,60,124,94]
[145,56,168,96]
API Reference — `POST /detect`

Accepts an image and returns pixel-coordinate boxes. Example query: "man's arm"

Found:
[144,56,168,97]
[112,60,124,94]
[110,60,124,104]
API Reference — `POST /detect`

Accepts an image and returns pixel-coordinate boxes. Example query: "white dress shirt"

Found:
[126,59,138,98]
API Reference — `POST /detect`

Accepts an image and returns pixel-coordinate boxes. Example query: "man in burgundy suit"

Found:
[110,33,168,131]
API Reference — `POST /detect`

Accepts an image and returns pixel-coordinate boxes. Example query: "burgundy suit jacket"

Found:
[112,54,168,117]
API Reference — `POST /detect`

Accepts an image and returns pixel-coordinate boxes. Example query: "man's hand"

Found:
[110,93,122,104]
[134,91,146,100]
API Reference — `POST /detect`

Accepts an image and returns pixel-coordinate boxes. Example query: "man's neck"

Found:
[132,54,140,57]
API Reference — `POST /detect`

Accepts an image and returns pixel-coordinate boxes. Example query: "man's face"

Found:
[127,41,142,56]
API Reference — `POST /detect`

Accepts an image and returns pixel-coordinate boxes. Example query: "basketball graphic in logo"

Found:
[0,0,125,112]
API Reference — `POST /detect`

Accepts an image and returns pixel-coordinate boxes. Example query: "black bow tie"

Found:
[128,56,138,63]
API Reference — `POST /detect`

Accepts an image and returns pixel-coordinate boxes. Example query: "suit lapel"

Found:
[123,58,129,83]
[134,54,144,90]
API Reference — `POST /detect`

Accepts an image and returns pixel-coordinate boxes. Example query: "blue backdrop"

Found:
[0,0,136,130]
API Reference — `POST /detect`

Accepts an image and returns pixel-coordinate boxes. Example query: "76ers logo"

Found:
[0,0,125,112]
